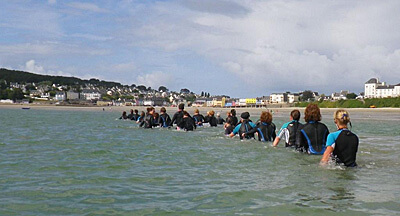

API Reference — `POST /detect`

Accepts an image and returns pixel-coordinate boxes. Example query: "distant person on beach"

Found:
[216,112,225,125]
[204,110,218,127]
[159,107,171,128]
[320,109,359,167]
[182,111,196,131]
[170,103,186,130]
[119,111,128,120]
[273,110,302,147]
[192,109,205,126]
[242,111,276,142]
[136,111,145,124]
[296,104,329,154]
[229,112,256,139]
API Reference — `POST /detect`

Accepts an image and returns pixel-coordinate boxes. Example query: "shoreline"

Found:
[1,104,399,113]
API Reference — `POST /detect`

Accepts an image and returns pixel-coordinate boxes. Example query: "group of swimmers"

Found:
[119,103,359,167]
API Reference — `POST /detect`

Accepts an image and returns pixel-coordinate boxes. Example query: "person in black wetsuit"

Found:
[169,103,186,130]
[321,109,359,167]
[230,109,238,126]
[273,109,302,147]
[140,107,156,128]
[204,110,218,127]
[119,111,128,120]
[132,109,139,121]
[229,112,257,139]
[127,109,134,120]
[243,111,276,142]
[296,104,329,155]
[216,112,225,125]
[182,111,196,131]
[192,109,205,126]
[224,114,234,135]
[159,107,171,128]
[153,112,160,127]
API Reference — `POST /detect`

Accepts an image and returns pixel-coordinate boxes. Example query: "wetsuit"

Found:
[296,121,329,154]
[204,115,218,127]
[170,110,185,129]
[140,113,155,128]
[277,120,302,147]
[245,122,276,142]
[159,113,171,128]
[119,115,128,120]
[216,117,225,125]
[193,114,205,126]
[231,116,238,126]
[127,112,134,120]
[232,120,257,139]
[182,116,196,131]
[326,129,359,167]
[225,125,234,135]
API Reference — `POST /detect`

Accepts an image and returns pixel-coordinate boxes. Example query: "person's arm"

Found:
[242,126,258,138]
[230,124,241,138]
[169,112,177,126]
[320,146,334,165]
[272,137,281,147]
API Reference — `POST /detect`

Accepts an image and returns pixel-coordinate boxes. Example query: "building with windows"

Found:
[365,78,400,98]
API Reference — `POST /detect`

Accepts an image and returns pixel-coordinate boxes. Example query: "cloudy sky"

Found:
[1,0,400,97]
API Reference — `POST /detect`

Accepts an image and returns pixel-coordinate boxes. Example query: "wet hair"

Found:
[130,109,134,113]
[160,107,166,113]
[178,103,185,110]
[231,109,236,116]
[134,109,138,114]
[153,112,159,118]
[260,111,272,123]
[226,111,231,116]
[290,109,300,121]
[334,109,351,125]
[146,107,153,113]
[122,111,127,115]
[140,111,145,117]
[194,109,199,114]
[183,111,189,116]
[208,110,215,116]
[304,104,321,122]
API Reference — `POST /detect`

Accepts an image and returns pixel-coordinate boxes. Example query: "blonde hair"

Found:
[334,109,350,125]
[208,110,215,116]
[194,109,199,114]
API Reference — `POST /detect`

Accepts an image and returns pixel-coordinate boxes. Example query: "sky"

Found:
[1,0,400,98]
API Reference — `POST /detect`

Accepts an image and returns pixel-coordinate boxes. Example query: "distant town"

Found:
[0,69,399,107]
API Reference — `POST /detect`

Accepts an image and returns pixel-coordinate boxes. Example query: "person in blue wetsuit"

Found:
[192,109,205,126]
[321,109,359,167]
[229,112,257,139]
[295,104,329,154]
[159,107,171,128]
[273,109,302,147]
[242,111,276,142]
[136,111,145,124]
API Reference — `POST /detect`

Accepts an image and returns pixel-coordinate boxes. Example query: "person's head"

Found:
[122,111,127,116]
[217,112,220,117]
[208,110,215,116]
[134,109,138,114]
[140,111,145,117]
[260,111,273,124]
[178,103,184,110]
[183,111,189,117]
[146,107,153,114]
[194,109,199,114]
[333,109,351,127]
[160,107,166,113]
[130,109,134,114]
[304,104,321,122]
[226,111,231,117]
[240,112,250,121]
[231,109,236,116]
[153,112,159,118]
[290,109,301,121]
[152,107,156,112]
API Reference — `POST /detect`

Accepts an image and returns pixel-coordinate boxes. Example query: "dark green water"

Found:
[1,107,399,215]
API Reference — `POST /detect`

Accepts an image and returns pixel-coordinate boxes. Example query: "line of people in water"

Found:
[119,103,359,167]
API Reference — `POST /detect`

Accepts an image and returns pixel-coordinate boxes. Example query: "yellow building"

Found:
[245,98,256,105]
[212,97,226,107]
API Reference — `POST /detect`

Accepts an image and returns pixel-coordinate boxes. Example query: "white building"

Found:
[81,90,101,101]
[365,78,400,98]
[288,93,300,103]
[270,93,288,103]
[55,92,66,101]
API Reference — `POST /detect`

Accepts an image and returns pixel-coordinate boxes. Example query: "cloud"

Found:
[178,0,250,18]
[67,2,109,13]
[70,33,112,41]
[22,60,73,77]
[136,72,175,89]
[48,0,56,5]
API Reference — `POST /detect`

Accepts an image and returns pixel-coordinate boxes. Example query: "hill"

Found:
[0,68,123,88]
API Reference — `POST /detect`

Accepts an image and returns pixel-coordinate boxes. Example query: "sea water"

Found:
[0,107,399,215]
